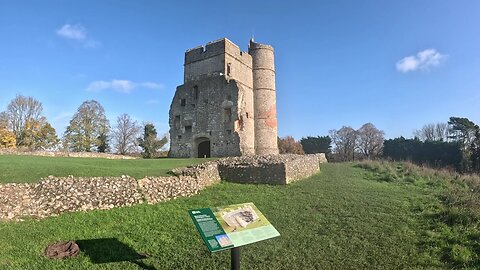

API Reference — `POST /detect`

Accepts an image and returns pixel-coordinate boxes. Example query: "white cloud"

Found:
[141,82,164,89]
[396,49,447,73]
[86,80,164,93]
[146,99,160,105]
[56,23,100,48]
[56,24,87,41]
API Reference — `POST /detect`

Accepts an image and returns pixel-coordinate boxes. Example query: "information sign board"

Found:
[189,202,280,252]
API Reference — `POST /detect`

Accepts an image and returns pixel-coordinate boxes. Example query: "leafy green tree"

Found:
[138,123,168,158]
[97,132,109,153]
[300,136,332,154]
[383,137,462,170]
[448,117,480,171]
[63,100,110,152]
[448,117,479,149]
[470,130,480,172]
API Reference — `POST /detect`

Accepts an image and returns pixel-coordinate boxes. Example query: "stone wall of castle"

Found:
[169,38,279,158]
[249,40,278,155]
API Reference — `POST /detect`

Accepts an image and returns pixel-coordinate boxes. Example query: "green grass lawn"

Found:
[1,163,471,269]
[0,155,211,183]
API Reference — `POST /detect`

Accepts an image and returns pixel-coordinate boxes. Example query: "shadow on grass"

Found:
[76,238,156,270]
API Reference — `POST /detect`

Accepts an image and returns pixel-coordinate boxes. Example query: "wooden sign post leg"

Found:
[231,247,240,270]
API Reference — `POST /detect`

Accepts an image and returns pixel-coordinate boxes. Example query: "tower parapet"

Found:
[249,39,278,155]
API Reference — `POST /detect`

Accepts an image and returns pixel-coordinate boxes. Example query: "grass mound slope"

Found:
[356,160,480,268]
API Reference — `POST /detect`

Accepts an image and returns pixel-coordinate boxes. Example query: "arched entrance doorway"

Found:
[197,139,211,158]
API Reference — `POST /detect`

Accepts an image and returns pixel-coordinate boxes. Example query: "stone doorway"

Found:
[197,140,211,158]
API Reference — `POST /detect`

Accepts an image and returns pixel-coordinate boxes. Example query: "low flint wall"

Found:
[0,153,326,221]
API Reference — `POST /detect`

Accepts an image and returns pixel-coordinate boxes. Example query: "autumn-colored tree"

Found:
[18,118,59,150]
[278,136,304,155]
[0,129,16,148]
[4,95,44,146]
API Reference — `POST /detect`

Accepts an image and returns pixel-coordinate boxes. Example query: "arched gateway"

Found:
[197,139,211,158]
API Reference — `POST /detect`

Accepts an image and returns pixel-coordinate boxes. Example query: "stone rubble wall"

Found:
[284,155,321,184]
[141,162,221,204]
[0,149,137,159]
[217,154,321,185]
[139,176,200,204]
[0,154,325,221]
[315,153,328,164]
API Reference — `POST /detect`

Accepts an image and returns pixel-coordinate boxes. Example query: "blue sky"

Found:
[0,1,479,140]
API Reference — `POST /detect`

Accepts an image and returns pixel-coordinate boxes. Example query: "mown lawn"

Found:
[0,155,211,183]
[0,163,463,269]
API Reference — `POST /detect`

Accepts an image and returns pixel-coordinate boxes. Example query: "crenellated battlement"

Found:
[185,38,252,66]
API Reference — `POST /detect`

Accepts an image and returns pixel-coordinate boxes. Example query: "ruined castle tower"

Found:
[168,38,278,158]
[249,39,278,155]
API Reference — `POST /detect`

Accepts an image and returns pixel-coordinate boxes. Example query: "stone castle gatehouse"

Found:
[168,38,278,158]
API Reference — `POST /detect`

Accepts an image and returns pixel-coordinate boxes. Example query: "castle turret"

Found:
[249,39,279,155]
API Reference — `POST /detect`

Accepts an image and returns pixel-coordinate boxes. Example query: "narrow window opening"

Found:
[174,115,181,130]
[224,108,232,123]
[177,135,182,139]
[194,86,199,100]
[185,125,192,133]
[227,63,232,76]
[227,95,232,101]
[180,99,186,106]
[226,130,232,135]
[246,112,249,118]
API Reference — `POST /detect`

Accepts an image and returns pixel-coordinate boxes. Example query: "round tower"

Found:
[249,39,279,155]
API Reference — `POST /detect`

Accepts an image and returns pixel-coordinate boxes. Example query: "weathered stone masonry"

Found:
[168,38,278,158]
[0,154,326,221]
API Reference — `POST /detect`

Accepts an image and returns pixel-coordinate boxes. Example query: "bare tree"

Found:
[434,122,449,141]
[5,95,43,145]
[112,113,141,155]
[330,126,357,162]
[0,112,8,129]
[413,122,449,142]
[357,123,384,159]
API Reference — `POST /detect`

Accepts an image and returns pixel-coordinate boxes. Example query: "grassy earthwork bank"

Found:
[0,155,211,183]
[0,161,479,269]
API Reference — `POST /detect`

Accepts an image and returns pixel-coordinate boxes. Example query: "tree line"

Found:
[0,95,167,158]
[278,123,384,161]
[279,117,480,173]
[384,117,480,172]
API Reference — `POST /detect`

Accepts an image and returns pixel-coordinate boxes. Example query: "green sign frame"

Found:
[189,202,280,253]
